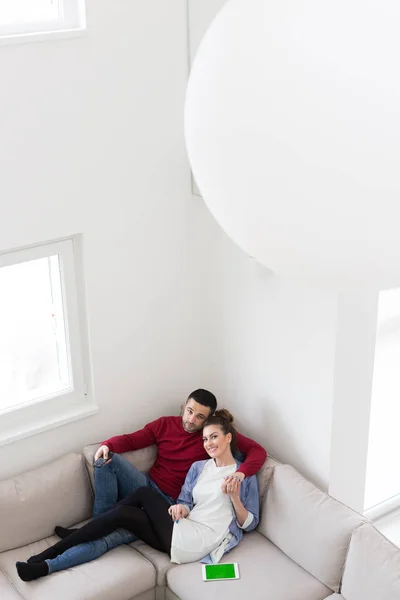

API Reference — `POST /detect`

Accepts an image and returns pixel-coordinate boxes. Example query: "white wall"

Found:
[187,0,381,503]
[187,0,339,490]
[188,0,228,65]
[185,194,338,489]
[0,0,377,503]
[0,0,223,479]
[209,230,338,489]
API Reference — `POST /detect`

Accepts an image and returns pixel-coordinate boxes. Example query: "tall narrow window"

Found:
[0,0,85,40]
[0,238,96,445]
[365,288,400,517]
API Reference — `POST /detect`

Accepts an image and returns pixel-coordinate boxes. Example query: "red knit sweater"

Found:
[102,416,267,499]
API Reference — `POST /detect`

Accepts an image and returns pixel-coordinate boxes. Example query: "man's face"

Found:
[182,398,212,433]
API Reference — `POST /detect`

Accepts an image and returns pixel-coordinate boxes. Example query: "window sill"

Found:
[0,400,99,447]
[364,493,400,522]
[0,28,86,47]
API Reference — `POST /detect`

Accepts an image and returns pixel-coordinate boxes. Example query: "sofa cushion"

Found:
[166,531,331,600]
[83,444,157,488]
[0,534,156,600]
[258,464,365,592]
[0,454,93,553]
[0,571,23,599]
[341,523,400,600]
[256,456,278,501]
[132,540,176,587]
[134,593,156,600]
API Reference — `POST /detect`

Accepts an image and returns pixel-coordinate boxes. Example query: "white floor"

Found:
[374,508,400,547]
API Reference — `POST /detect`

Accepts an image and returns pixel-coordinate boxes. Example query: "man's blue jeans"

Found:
[47,454,174,574]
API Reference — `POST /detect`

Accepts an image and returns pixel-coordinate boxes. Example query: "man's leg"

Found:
[47,529,135,574]
[56,457,174,564]
[17,522,147,581]
[93,453,148,517]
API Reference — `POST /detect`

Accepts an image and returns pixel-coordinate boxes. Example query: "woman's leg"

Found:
[27,487,173,564]
[118,486,174,553]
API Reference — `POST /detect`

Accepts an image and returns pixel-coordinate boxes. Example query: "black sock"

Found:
[16,561,49,581]
[27,547,59,564]
[55,525,78,539]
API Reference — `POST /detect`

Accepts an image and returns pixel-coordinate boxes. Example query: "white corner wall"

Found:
[198,216,339,490]
[0,0,379,506]
[0,0,222,479]
[187,0,381,503]
[187,0,339,491]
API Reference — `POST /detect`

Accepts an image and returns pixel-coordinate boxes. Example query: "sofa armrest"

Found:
[341,523,400,599]
[0,453,92,552]
[258,464,365,593]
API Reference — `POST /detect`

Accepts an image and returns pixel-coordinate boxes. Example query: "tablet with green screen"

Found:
[202,563,240,581]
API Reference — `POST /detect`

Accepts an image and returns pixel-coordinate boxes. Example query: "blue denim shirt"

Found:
[176,459,259,563]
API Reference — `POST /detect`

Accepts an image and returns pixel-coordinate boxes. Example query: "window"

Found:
[365,287,400,517]
[0,238,97,446]
[0,0,86,42]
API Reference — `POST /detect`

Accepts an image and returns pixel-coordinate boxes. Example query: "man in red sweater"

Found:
[92,389,267,517]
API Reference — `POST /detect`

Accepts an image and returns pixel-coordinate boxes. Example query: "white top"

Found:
[170,460,238,564]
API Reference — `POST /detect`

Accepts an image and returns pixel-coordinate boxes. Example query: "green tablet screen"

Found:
[204,564,236,580]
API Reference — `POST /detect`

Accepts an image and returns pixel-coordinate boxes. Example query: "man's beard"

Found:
[182,420,201,432]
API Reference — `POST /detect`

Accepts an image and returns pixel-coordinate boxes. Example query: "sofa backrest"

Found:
[256,456,278,502]
[0,453,93,552]
[83,444,278,504]
[257,464,365,593]
[341,522,400,600]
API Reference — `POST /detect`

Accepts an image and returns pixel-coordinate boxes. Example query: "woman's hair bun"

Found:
[214,409,234,424]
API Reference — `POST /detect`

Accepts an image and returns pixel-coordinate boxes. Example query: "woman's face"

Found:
[202,424,232,459]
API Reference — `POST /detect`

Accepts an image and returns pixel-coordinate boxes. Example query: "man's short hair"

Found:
[187,389,217,414]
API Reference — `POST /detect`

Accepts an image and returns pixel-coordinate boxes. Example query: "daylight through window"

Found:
[0,0,85,40]
[0,238,89,436]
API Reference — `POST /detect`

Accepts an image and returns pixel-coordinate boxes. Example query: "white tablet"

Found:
[202,563,240,581]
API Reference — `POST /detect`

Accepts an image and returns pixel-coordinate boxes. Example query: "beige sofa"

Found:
[0,446,399,600]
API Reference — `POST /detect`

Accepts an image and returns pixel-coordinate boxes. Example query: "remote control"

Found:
[94,452,114,468]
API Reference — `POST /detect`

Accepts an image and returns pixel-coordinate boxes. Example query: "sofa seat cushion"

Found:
[0,534,156,600]
[0,571,24,599]
[132,540,176,586]
[0,454,93,553]
[341,523,400,600]
[166,531,331,600]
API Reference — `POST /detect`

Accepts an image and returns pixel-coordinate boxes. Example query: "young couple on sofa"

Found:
[17,389,267,581]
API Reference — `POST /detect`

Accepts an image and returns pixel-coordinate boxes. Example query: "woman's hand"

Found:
[168,504,189,523]
[222,476,249,526]
[221,474,243,498]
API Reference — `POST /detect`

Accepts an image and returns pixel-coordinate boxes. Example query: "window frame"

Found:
[0,237,97,446]
[0,0,86,45]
